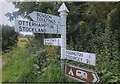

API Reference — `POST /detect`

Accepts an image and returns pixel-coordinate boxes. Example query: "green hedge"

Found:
[2,25,18,51]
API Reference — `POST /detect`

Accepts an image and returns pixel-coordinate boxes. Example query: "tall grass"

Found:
[2,37,78,83]
[0,51,2,83]
[2,38,34,82]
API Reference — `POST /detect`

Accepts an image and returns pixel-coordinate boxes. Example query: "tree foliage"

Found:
[2,25,18,50]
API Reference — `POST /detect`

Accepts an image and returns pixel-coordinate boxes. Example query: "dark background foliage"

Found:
[2,25,18,51]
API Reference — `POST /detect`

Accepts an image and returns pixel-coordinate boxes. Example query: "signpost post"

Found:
[58,3,69,80]
[65,64,99,83]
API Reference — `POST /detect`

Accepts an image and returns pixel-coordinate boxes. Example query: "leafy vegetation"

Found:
[2,25,18,51]
[2,38,34,82]
[2,2,120,83]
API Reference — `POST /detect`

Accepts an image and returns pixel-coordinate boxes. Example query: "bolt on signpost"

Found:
[58,3,69,81]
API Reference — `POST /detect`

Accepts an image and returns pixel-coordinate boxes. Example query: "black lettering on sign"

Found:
[48,19,54,24]
[86,59,90,64]
[89,55,91,64]
[25,21,28,26]
[22,27,26,31]
[35,28,38,32]
[57,26,59,33]
[78,52,83,57]
[44,18,48,22]
[18,20,22,25]
[22,21,25,25]
[33,22,38,27]
[46,24,50,28]
[37,13,39,17]
[50,25,54,28]
[32,28,34,32]
[29,28,34,32]
[37,12,52,19]
[32,22,36,26]
[38,29,41,32]
[19,26,22,31]
[37,17,41,22]
[36,12,57,24]
[41,29,45,32]
[38,23,46,27]
[38,29,46,33]
[53,20,56,24]
[29,22,31,26]
[29,28,32,32]
[58,39,59,45]
[69,56,72,60]
[80,58,83,62]
[26,27,29,32]
[76,57,80,62]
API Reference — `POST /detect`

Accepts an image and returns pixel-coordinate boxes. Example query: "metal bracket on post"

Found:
[58,3,69,81]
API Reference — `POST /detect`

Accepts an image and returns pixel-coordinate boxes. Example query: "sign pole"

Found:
[58,3,69,81]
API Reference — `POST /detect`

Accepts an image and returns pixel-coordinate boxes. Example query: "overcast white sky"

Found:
[0,0,32,35]
[0,1,17,26]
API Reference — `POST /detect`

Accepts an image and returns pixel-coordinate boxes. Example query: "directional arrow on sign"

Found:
[92,73,98,82]
[65,64,100,83]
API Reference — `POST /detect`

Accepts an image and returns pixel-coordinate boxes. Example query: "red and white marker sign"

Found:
[65,64,99,83]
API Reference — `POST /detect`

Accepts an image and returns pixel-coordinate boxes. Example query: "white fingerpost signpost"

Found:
[58,3,69,79]
[14,2,99,83]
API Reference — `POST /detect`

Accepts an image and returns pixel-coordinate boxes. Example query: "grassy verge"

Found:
[2,38,34,82]
[0,51,2,83]
[2,37,77,83]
